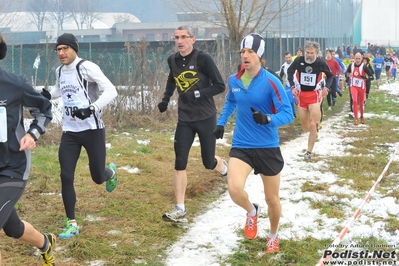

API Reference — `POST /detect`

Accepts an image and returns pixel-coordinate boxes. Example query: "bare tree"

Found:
[68,0,83,29]
[48,0,70,30]
[82,1,101,29]
[114,14,137,24]
[0,0,23,12]
[26,0,49,31]
[0,1,24,31]
[68,0,101,29]
[173,0,301,68]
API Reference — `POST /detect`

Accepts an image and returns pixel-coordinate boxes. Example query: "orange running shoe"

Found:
[354,120,359,126]
[360,116,365,124]
[244,203,260,240]
[266,237,280,253]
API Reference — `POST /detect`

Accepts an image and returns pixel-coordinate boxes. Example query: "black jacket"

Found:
[0,68,52,180]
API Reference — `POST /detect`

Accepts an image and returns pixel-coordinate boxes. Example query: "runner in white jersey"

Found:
[384,53,395,83]
[391,54,398,81]
[279,51,296,117]
[41,33,119,239]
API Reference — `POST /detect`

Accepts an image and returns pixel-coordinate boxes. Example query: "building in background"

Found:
[0,11,228,45]
[355,0,399,47]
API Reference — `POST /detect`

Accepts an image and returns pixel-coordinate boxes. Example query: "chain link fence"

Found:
[5,30,352,124]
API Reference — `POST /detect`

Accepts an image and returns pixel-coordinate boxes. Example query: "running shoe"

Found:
[304,151,312,160]
[266,236,280,253]
[219,159,228,179]
[162,206,188,223]
[39,234,56,266]
[244,203,260,240]
[360,116,365,124]
[106,162,118,192]
[354,120,359,126]
[59,218,79,239]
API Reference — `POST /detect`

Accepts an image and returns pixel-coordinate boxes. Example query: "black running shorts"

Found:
[229,147,284,176]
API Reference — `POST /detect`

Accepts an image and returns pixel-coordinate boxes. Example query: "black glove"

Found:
[250,107,271,125]
[213,126,225,139]
[361,75,367,79]
[369,75,374,80]
[72,107,92,120]
[180,91,195,104]
[41,88,51,100]
[157,99,169,113]
[345,76,350,83]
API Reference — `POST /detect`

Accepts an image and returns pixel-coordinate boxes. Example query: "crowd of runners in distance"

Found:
[281,42,398,126]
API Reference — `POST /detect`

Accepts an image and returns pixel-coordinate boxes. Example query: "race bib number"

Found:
[64,103,79,117]
[64,101,84,123]
[300,73,316,86]
[353,78,363,88]
[376,63,382,69]
[64,101,82,116]
[0,107,7,142]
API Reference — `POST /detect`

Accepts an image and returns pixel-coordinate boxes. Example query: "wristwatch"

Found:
[89,105,95,113]
[27,128,40,141]
[194,90,200,99]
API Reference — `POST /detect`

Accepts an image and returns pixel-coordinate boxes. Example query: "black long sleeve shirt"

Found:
[162,48,225,122]
[0,68,52,180]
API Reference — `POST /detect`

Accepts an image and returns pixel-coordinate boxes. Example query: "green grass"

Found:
[2,79,399,265]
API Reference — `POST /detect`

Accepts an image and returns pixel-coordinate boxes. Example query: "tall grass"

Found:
[1,79,399,265]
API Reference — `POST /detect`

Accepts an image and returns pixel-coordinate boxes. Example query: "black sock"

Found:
[40,234,48,252]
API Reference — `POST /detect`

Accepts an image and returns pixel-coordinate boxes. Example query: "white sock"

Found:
[247,206,257,217]
[176,204,185,212]
[220,165,227,175]
[268,233,278,240]
[69,219,77,227]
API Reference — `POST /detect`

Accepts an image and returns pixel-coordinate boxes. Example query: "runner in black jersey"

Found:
[157,25,227,223]
[0,33,55,265]
[384,53,394,83]
[287,41,334,160]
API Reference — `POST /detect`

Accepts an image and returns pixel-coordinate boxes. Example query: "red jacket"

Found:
[325,58,341,76]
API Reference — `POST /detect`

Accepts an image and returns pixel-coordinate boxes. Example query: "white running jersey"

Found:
[280,62,292,87]
[52,57,117,132]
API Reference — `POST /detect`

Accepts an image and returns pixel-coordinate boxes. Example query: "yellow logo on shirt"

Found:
[174,71,199,92]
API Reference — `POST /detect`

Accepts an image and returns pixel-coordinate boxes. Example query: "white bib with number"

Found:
[0,107,7,143]
[353,78,363,88]
[300,73,316,86]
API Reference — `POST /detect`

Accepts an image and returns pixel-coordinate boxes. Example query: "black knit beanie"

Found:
[56,33,79,53]
[0,34,7,60]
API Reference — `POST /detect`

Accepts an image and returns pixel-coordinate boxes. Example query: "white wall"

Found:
[361,0,399,46]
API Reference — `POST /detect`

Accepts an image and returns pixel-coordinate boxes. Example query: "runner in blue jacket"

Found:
[217,66,293,148]
[214,33,293,254]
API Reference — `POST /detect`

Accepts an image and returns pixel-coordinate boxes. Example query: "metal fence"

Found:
[1,34,353,89]
[1,40,226,88]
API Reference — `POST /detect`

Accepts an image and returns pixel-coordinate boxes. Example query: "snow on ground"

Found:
[163,82,399,266]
